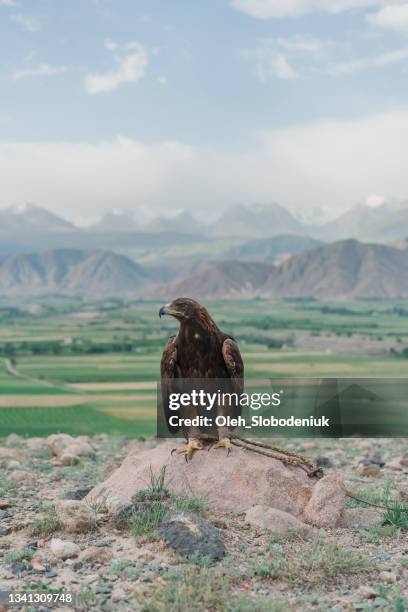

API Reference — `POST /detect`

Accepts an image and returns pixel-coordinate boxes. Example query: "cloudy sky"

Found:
[1,0,408,222]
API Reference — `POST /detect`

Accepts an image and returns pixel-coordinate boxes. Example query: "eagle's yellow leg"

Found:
[214,438,233,456]
[171,438,203,461]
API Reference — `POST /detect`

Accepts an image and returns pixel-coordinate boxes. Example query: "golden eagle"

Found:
[159,298,244,459]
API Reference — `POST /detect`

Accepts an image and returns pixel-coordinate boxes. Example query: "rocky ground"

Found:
[0,434,407,611]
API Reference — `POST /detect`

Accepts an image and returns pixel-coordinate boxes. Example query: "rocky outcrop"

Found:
[87,442,346,527]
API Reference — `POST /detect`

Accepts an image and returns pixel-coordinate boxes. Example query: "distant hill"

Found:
[262,239,408,299]
[145,211,201,234]
[320,203,408,241]
[225,234,322,262]
[89,210,140,232]
[0,249,149,296]
[379,207,408,241]
[0,204,74,233]
[150,261,272,299]
[147,240,408,299]
[211,203,305,238]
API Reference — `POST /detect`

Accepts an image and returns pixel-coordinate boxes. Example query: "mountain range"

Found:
[0,204,74,233]
[149,240,408,300]
[1,201,408,242]
[0,249,149,296]
[1,240,407,299]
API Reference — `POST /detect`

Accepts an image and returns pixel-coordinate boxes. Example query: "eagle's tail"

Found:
[230,435,324,479]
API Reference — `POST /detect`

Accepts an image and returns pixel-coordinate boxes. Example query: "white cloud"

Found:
[84,41,148,94]
[231,0,402,19]
[277,35,322,53]
[12,64,68,80]
[244,38,313,81]
[367,3,408,29]
[104,38,117,51]
[327,47,408,75]
[10,13,41,32]
[157,75,168,85]
[1,109,408,218]
[270,53,299,80]
[0,0,17,6]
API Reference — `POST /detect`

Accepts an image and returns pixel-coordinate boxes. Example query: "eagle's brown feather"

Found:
[159,298,244,440]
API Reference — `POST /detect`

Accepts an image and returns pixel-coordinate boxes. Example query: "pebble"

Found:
[55,500,96,533]
[111,586,127,603]
[5,434,23,447]
[379,571,397,584]
[356,463,381,477]
[9,470,31,483]
[50,538,80,560]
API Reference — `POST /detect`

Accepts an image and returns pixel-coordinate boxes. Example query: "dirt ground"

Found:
[0,434,407,611]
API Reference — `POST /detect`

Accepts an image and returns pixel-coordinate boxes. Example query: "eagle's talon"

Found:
[213,438,233,455]
[170,439,203,461]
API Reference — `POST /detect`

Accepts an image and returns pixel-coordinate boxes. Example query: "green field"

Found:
[1,297,407,436]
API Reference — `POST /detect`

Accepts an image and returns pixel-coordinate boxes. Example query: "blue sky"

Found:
[1,0,408,222]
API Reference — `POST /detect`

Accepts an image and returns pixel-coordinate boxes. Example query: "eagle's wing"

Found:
[160,334,181,434]
[222,337,244,417]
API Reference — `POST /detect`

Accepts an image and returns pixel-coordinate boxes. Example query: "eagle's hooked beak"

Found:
[159,305,168,318]
[159,303,180,318]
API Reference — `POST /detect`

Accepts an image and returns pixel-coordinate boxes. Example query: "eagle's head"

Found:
[159,298,215,329]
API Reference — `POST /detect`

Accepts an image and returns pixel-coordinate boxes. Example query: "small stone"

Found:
[26,438,50,453]
[79,547,113,564]
[50,538,80,560]
[95,584,113,594]
[112,504,135,529]
[105,495,131,515]
[0,525,11,536]
[356,585,378,599]
[338,507,382,529]
[60,453,80,466]
[245,506,312,535]
[5,434,22,447]
[303,474,346,527]
[64,486,93,501]
[373,598,389,608]
[111,586,127,603]
[11,561,28,576]
[159,511,226,560]
[9,470,31,483]
[31,557,46,572]
[356,463,381,478]
[0,447,24,461]
[385,458,404,471]
[399,454,408,467]
[6,460,21,470]
[367,452,385,467]
[302,442,317,450]
[379,571,397,584]
[55,500,96,533]
[47,434,94,459]
[315,455,334,468]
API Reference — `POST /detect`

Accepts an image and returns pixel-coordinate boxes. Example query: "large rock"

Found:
[86,442,346,527]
